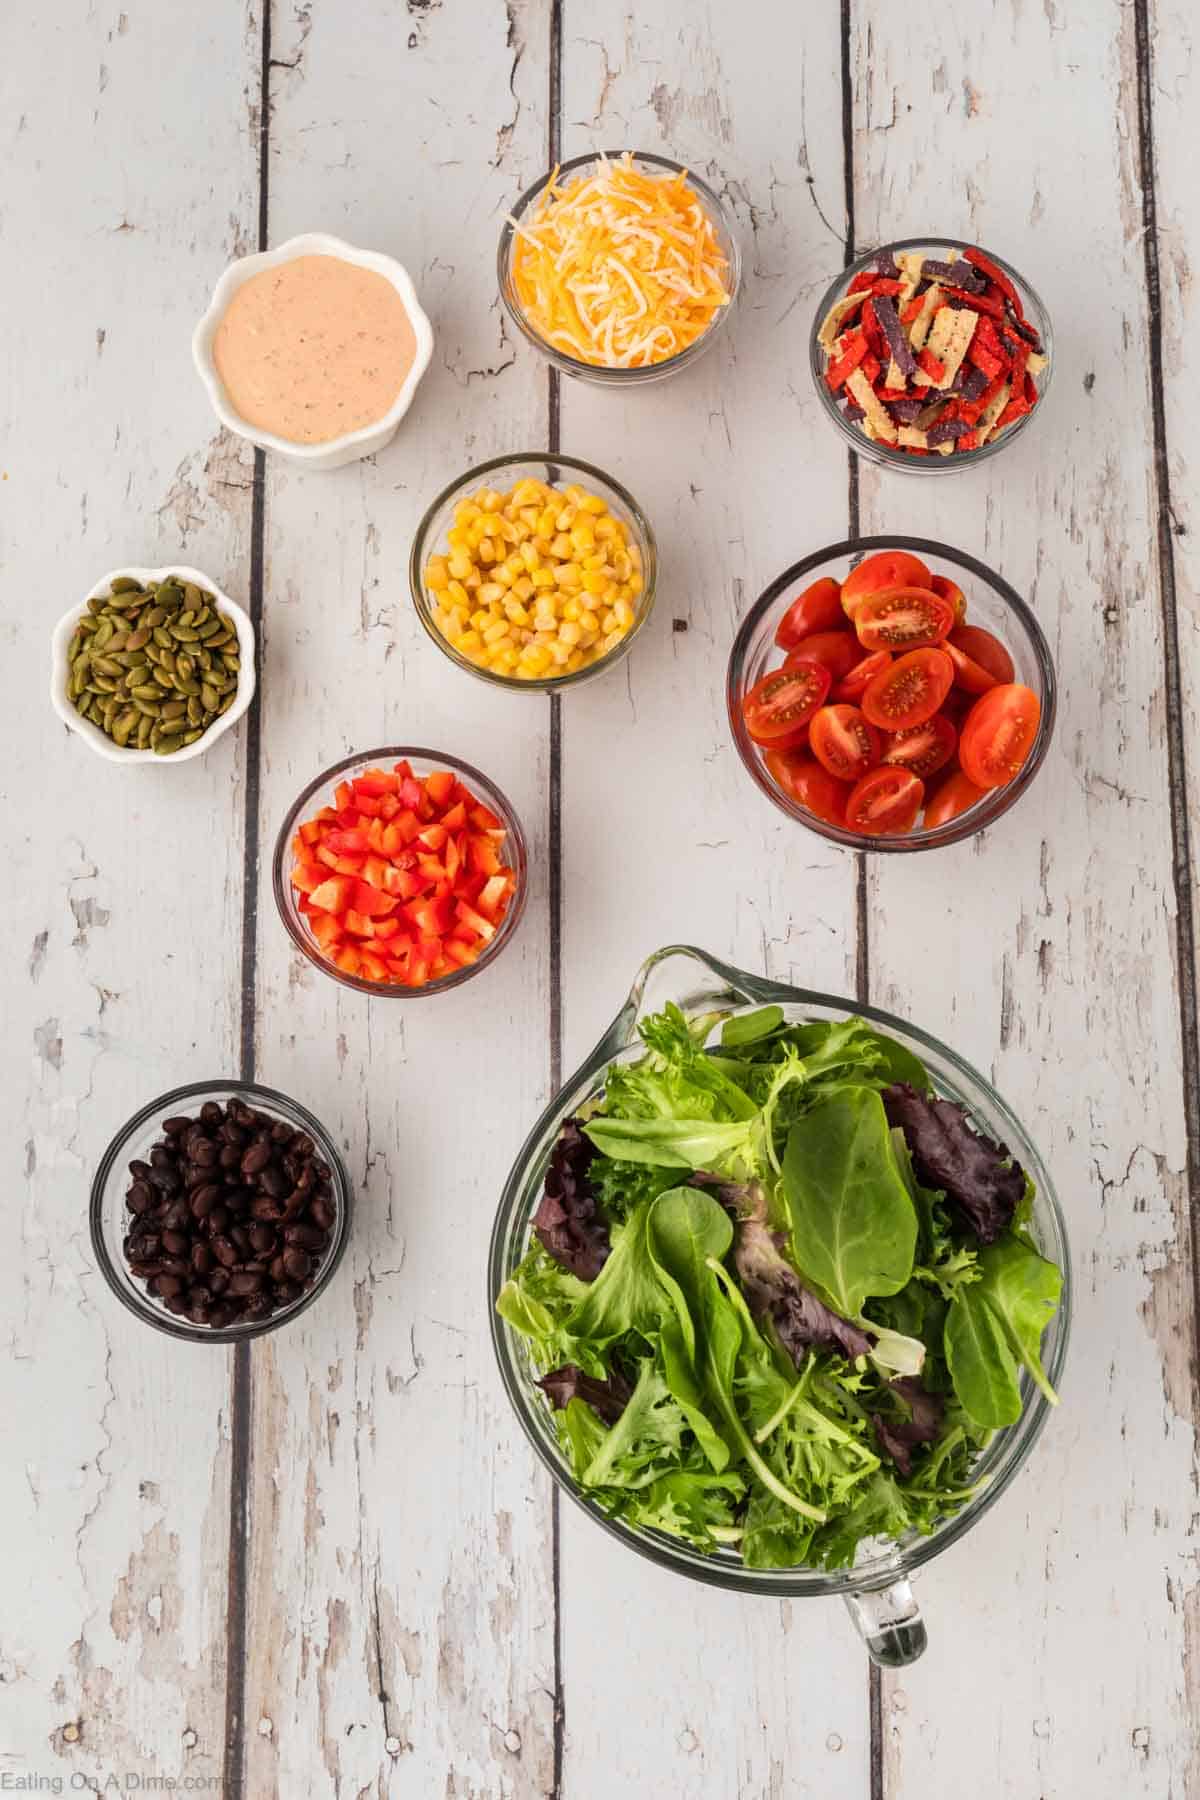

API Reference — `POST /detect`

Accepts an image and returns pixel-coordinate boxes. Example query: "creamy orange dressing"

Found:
[213,255,417,444]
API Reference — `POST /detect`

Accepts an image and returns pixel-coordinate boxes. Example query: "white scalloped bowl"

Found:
[51,565,256,765]
[191,232,434,471]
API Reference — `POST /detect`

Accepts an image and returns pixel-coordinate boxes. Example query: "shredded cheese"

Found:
[509,153,731,368]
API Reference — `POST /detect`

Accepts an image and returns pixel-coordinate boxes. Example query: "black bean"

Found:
[162,1230,189,1256]
[240,1140,271,1177]
[230,1226,251,1255]
[190,1184,221,1218]
[126,1182,154,1214]
[199,1101,222,1124]
[219,1143,242,1171]
[243,1293,272,1320]
[208,1269,230,1297]
[249,1225,276,1254]
[212,1236,239,1268]
[157,1274,185,1298]
[207,1204,230,1235]
[162,1116,192,1136]
[228,1270,263,1296]
[282,1248,311,1283]
[310,1196,335,1232]
[259,1163,288,1199]
[284,1223,327,1251]
[128,1159,152,1180]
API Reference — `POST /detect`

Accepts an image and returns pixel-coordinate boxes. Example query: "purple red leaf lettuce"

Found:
[538,1362,631,1425]
[534,1119,611,1279]
[883,1083,1025,1245]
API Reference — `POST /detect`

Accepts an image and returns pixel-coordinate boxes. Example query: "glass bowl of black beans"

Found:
[89,1081,352,1341]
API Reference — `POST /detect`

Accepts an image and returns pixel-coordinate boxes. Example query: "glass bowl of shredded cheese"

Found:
[498,150,740,384]
[410,453,658,690]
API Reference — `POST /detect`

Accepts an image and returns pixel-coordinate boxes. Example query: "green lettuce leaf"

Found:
[944,1234,1062,1428]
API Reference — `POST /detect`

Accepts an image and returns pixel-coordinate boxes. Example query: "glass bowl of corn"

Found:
[409,453,658,691]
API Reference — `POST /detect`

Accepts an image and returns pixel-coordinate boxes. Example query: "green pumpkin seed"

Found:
[154,732,184,755]
[92,617,114,650]
[135,713,153,748]
[152,625,173,649]
[198,682,219,712]
[183,583,203,608]
[111,710,136,746]
[110,575,141,594]
[130,682,165,701]
[174,675,202,697]
[217,691,237,715]
[124,627,150,651]
[171,624,200,642]
[161,698,187,721]
[175,652,195,682]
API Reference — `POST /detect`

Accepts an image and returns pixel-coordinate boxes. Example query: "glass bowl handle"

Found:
[615,944,801,1051]
[843,1579,928,1667]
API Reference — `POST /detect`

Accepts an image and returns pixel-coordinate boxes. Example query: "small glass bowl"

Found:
[272,746,528,996]
[409,453,658,694]
[809,237,1053,473]
[727,536,1057,853]
[497,150,741,387]
[89,1080,352,1343]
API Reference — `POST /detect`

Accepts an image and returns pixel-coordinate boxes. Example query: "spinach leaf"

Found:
[782,1090,918,1317]
[944,1234,1062,1428]
[721,1005,785,1047]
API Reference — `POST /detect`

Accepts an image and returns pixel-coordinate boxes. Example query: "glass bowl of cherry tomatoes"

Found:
[726,537,1056,850]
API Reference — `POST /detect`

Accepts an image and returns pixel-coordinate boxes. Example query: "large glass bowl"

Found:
[809,237,1053,473]
[272,746,528,998]
[90,1079,352,1343]
[410,454,658,694]
[727,536,1057,853]
[488,946,1071,1666]
[497,150,741,387]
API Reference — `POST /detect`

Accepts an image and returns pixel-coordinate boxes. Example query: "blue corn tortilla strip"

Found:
[872,293,918,378]
[922,257,985,293]
[874,250,900,279]
[961,365,990,404]
[889,395,927,424]
[844,399,865,423]
[926,417,971,446]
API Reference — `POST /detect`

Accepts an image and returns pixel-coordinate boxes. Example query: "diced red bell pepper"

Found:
[392,759,414,780]
[425,770,456,808]
[310,911,342,953]
[477,873,514,921]
[362,854,391,892]
[308,877,354,914]
[290,860,327,895]
[354,769,400,798]
[399,777,424,809]
[351,880,397,919]
[382,864,424,900]
[334,782,355,812]
[298,819,323,847]
[359,950,390,982]
[440,801,467,832]
[335,945,362,976]
[405,894,458,938]
[325,828,370,854]
[418,822,449,852]
[343,909,374,938]
[455,900,496,944]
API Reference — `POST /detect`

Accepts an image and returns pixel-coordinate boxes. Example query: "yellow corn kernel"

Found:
[613,598,635,628]
[550,532,572,558]
[582,552,606,572]
[601,629,625,653]
[566,649,586,672]
[560,597,581,622]
[612,552,631,582]
[531,567,556,589]
[477,537,497,564]
[595,517,617,542]
[627,573,644,597]
[458,628,483,653]
[579,491,608,515]
[555,562,582,590]
[448,552,473,582]
[478,582,505,607]
[537,506,559,537]
[483,620,510,646]
[491,646,519,674]
[520,541,541,572]
[550,640,572,666]
[557,620,582,647]
[504,599,531,626]
[582,571,607,597]
[580,608,600,633]
[570,523,596,555]
[446,579,470,608]
[425,556,450,591]
[480,487,504,512]
[446,525,470,551]
[492,561,515,589]
[513,576,535,602]
[520,643,552,672]
[533,610,558,636]
[555,506,577,531]
[470,608,492,632]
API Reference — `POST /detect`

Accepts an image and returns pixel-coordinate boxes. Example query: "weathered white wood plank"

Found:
[554,7,871,1795]
[849,4,1200,1794]
[239,4,558,1795]
[1,0,258,1787]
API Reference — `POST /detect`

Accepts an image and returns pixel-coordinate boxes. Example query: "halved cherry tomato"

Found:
[741,662,831,746]
[930,574,967,624]
[841,549,933,618]
[834,649,892,704]
[924,769,988,828]
[861,648,954,731]
[784,630,859,684]
[958,683,1041,788]
[763,748,848,826]
[844,766,925,836]
[809,705,882,783]
[945,624,1016,695]
[854,587,955,652]
[882,713,957,779]
[775,577,844,649]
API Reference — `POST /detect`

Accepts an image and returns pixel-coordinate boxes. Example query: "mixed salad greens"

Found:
[498,1001,1063,1570]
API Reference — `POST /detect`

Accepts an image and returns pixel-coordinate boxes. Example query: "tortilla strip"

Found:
[908,285,943,352]
[818,290,868,352]
[975,379,1012,445]
[897,425,929,449]
[846,367,898,443]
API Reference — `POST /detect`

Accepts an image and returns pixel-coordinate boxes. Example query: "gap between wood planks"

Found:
[222,0,272,1788]
[1132,0,1200,1363]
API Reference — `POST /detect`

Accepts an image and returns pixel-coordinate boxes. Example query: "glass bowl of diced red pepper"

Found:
[727,538,1056,851]
[273,748,527,995]
[809,238,1053,470]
